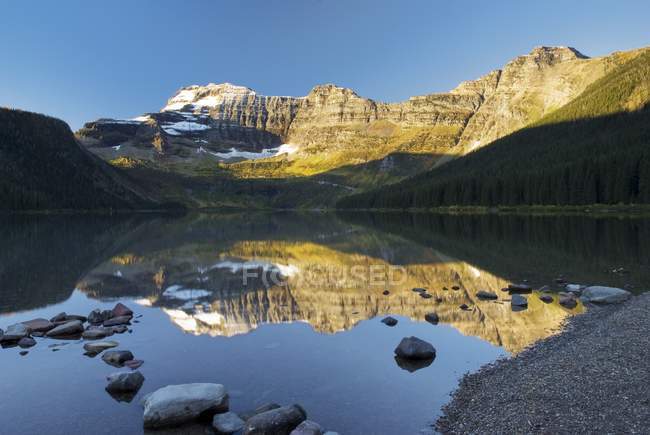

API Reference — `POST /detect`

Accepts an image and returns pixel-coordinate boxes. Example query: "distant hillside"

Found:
[338,49,650,209]
[0,108,160,211]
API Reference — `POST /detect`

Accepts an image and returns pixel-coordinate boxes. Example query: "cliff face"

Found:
[76,46,642,198]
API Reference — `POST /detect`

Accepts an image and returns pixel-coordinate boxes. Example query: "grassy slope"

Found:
[338,49,650,209]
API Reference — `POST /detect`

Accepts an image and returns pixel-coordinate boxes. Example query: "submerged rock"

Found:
[243,404,306,435]
[476,290,498,300]
[412,287,427,293]
[46,320,83,337]
[381,316,398,327]
[420,293,433,299]
[125,359,144,369]
[18,337,36,348]
[394,336,436,360]
[213,411,245,434]
[382,290,390,296]
[21,318,55,333]
[142,383,229,429]
[581,286,631,304]
[102,350,134,367]
[290,420,323,435]
[459,304,469,310]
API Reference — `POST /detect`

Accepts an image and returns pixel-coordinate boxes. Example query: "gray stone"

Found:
[290,420,323,435]
[112,302,133,318]
[511,294,528,307]
[394,336,436,360]
[0,323,30,342]
[49,312,67,323]
[213,411,245,434]
[64,314,87,322]
[581,286,631,304]
[18,337,36,348]
[412,287,427,293]
[21,318,55,333]
[83,340,119,354]
[106,371,145,393]
[82,327,113,340]
[420,292,433,299]
[46,320,83,337]
[559,295,578,309]
[424,312,439,324]
[102,350,134,367]
[239,403,282,422]
[539,294,554,303]
[88,309,113,325]
[103,315,132,327]
[476,290,498,300]
[508,283,532,293]
[243,404,306,435]
[381,316,398,327]
[142,383,229,429]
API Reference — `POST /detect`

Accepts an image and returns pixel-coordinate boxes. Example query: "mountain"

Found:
[76,45,646,208]
[0,108,161,211]
[339,47,650,209]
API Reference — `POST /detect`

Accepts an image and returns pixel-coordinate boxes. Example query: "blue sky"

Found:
[1,0,649,130]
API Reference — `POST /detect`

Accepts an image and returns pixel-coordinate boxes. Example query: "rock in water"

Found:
[539,294,554,303]
[84,340,118,354]
[243,404,306,435]
[290,420,323,435]
[459,304,469,310]
[112,303,133,318]
[508,283,532,293]
[412,288,427,293]
[64,314,87,322]
[0,323,30,342]
[82,327,113,340]
[103,316,132,327]
[21,318,55,333]
[106,371,145,393]
[213,412,245,434]
[394,356,434,372]
[88,309,113,325]
[239,403,282,422]
[476,290,498,300]
[142,383,229,429]
[49,312,67,323]
[581,286,631,304]
[124,359,144,369]
[46,320,83,337]
[18,337,36,348]
[424,313,439,324]
[381,316,398,327]
[102,350,134,367]
[511,294,528,308]
[394,336,436,360]
[559,295,578,309]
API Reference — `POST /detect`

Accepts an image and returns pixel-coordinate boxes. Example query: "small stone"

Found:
[18,337,36,348]
[508,283,532,293]
[420,293,433,299]
[106,371,144,393]
[459,304,469,310]
[49,312,67,323]
[424,313,439,324]
[511,294,528,308]
[102,350,134,367]
[19,350,28,356]
[539,294,554,303]
[82,327,113,340]
[394,336,436,360]
[64,314,87,323]
[111,325,128,334]
[442,287,448,291]
[381,316,398,327]
[452,286,460,290]
[290,420,323,435]
[476,290,498,300]
[382,290,390,296]
[581,286,631,304]
[213,411,245,434]
[46,320,83,337]
[412,287,427,293]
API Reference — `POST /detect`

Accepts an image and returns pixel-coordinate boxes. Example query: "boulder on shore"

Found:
[394,336,436,360]
[581,286,631,304]
[46,320,83,337]
[243,404,306,435]
[213,411,245,434]
[142,383,229,429]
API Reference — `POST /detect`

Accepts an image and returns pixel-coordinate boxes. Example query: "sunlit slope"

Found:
[338,48,650,209]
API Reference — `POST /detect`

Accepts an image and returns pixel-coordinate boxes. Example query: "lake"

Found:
[1,212,648,434]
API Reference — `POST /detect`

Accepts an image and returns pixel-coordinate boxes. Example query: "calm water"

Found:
[1,212,648,435]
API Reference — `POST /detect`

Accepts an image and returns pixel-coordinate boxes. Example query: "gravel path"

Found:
[436,293,650,434]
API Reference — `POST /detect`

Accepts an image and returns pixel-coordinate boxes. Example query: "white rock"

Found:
[581,286,631,304]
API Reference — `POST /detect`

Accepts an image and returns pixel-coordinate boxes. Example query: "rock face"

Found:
[242,404,307,435]
[581,286,632,304]
[394,336,436,360]
[142,383,229,429]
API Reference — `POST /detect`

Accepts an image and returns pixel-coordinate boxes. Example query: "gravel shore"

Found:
[436,293,650,434]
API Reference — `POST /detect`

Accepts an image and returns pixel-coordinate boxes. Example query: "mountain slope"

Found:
[0,108,160,211]
[337,48,650,209]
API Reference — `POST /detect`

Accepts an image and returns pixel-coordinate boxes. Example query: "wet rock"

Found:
[239,403,282,422]
[420,293,433,299]
[424,313,439,324]
[18,337,36,348]
[106,370,145,394]
[511,294,528,308]
[565,284,584,295]
[83,340,118,354]
[451,286,460,290]
[394,356,434,372]
[142,383,229,429]
[65,314,87,323]
[102,350,134,367]
[88,309,114,325]
[213,411,245,434]
[394,336,436,360]
[412,287,427,293]
[290,420,323,435]
[243,404,306,435]
[459,304,469,310]
[559,295,578,309]
[539,294,554,303]
[382,290,390,296]
[111,325,129,334]
[46,320,83,337]
[82,327,113,340]
[19,350,28,356]
[381,316,398,327]
[555,278,567,284]
[125,359,144,369]
[103,316,132,327]
[508,283,532,293]
[21,318,55,333]
[0,323,30,342]
[581,286,631,304]
[476,290,498,300]
[113,303,134,318]
[49,312,67,323]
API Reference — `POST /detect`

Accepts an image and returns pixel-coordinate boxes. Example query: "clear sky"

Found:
[1,0,649,130]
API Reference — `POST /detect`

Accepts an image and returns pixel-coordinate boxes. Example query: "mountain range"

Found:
[2,44,649,210]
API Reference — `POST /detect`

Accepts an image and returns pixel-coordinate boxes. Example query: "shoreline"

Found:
[435,293,650,434]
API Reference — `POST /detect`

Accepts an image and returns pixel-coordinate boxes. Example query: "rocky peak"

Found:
[162,82,258,112]
[527,46,589,64]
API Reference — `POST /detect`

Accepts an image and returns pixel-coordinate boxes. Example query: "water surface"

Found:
[1,212,648,434]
